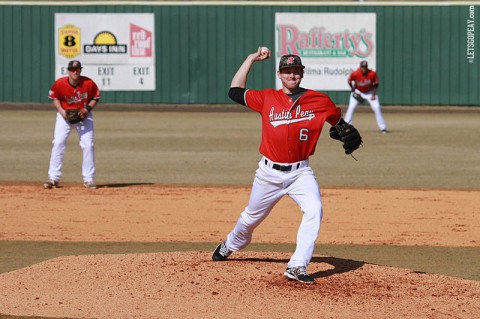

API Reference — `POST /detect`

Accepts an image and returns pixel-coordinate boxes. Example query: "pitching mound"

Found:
[0,252,479,319]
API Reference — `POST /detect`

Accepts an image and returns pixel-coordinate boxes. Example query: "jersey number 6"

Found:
[299,128,309,141]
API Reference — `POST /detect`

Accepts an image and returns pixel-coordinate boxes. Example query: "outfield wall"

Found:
[0,2,478,105]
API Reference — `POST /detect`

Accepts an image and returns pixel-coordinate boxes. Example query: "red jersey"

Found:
[48,76,101,110]
[348,69,378,93]
[245,89,341,163]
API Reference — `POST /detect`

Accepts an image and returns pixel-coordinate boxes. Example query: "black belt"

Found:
[265,159,300,172]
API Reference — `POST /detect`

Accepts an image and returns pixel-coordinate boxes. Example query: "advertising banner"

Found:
[55,13,155,91]
[275,13,376,91]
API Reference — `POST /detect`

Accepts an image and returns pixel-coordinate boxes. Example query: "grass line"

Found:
[0,241,478,281]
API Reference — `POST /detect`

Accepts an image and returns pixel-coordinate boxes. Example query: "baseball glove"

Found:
[65,110,83,124]
[330,119,363,155]
[352,92,365,103]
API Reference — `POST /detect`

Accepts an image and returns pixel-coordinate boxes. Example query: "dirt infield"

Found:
[1,184,480,318]
[1,184,478,246]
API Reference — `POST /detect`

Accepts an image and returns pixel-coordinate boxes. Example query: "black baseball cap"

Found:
[68,60,82,70]
[360,60,368,68]
[279,55,305,70]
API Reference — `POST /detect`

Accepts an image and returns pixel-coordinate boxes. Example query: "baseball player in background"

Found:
[43,60,101,189]
[345,61,388,133]
[212,47,362,284]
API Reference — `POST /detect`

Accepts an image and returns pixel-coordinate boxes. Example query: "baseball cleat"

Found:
[212,241,232,261]
[284,266,314,284]
[381,129,388,134]
[43,180,59,189]
[83,181,97,189]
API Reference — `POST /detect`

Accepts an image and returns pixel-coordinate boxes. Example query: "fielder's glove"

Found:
[330,118,363,155]
[352,92,365,103]
[65,110,83,124]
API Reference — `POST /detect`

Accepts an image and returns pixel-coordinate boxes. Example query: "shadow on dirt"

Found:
[310,256,365,278]
[231,256,365,278]
[97,183,155,188]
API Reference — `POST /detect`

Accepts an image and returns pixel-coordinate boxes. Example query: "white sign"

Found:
[55,13,155,91]
[275,13,376,91]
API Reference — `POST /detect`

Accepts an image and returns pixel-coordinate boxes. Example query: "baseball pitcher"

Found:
[212,47,362,284]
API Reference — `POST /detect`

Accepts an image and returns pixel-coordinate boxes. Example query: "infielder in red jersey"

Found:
[212,48,362,284]
[43,60,101,189]
[346,60,387,133]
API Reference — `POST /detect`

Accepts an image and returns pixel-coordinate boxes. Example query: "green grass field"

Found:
[0,107,479,188]
[1,241,478,281]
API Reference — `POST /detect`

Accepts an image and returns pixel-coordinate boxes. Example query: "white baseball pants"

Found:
[345,89,387,131]
[225,157,323,268]
[47,112,95,183]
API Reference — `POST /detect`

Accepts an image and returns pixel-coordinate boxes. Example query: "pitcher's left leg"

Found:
[286,169,323,268]
[76,113,95,182]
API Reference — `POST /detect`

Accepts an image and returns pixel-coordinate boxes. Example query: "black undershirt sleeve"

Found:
[228,87,247,106]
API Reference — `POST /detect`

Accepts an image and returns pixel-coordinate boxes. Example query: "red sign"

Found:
[130,24,152,57]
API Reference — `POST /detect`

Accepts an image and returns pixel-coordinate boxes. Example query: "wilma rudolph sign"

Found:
[275,13,376,91]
